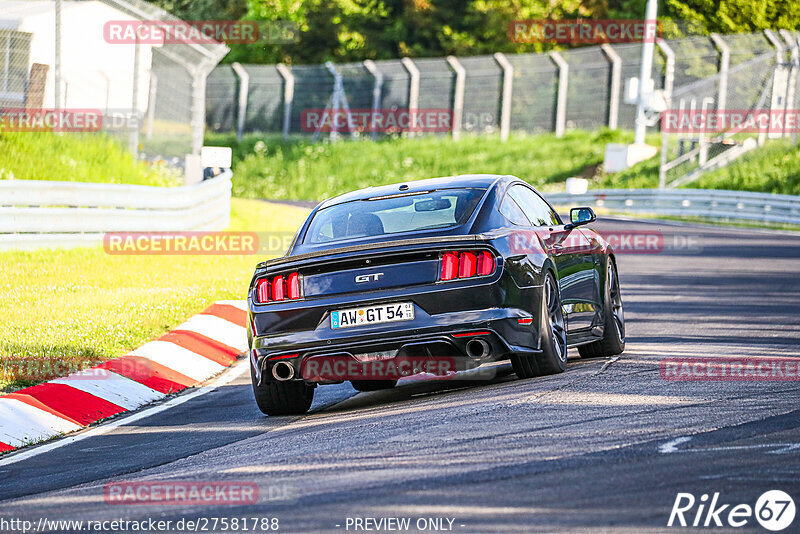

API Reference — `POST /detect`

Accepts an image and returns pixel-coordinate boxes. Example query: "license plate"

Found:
[331,302,414,329]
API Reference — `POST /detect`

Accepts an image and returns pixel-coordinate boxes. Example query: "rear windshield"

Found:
[304,188,486,244]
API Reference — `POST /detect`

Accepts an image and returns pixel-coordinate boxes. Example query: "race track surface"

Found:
[2,218,799,533]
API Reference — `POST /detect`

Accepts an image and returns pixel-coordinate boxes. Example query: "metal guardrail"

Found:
[0,170,232,250]
[545,188,800,225]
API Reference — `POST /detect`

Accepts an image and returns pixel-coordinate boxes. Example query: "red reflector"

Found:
[517,318,533,325]
[256,279,270,303]
[287,272,301,299]
[268,353,299,361]
[452,331,491,338]
[477,251,495,276]
[441,252,459,281]
[458,252,477,278]
[271,275,285,301]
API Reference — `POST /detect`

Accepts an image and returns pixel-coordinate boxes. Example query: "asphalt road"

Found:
[2,217,800,533]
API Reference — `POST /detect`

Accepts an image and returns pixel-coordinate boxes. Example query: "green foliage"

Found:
[215,0,800,64]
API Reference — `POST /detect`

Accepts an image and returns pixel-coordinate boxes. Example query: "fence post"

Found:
[656,39,675,189]
[130,35,141,155]
[709,33,729,112]
[190,61,213,156]
[600,44,621,130]
[145,72,157,140]
[493,52,513,141]
[363,60,383,141]
[779,30,798,139]
[548,51,568,138]
[401,57,420,138]
[276,63,294,141]
[231,62,249,141]
[764,29,787,142]
[446,55,465,141]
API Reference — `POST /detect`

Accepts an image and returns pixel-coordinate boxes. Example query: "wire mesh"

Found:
[561,47,612,130]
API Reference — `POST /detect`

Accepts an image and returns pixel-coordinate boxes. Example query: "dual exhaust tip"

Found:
[271,361,296,381]
[465,338,491,360]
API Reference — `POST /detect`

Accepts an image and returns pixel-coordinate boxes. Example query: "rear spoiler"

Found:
[258,234,491,271]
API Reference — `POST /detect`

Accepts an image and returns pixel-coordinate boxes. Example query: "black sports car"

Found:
[247,175,625,414]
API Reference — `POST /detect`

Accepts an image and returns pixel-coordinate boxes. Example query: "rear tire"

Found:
[578,259,625,358]
[512,271,568,378]
[351,380,398,392]
[251,364,314,415]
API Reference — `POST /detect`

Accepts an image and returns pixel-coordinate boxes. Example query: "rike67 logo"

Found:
[668,490,796,531]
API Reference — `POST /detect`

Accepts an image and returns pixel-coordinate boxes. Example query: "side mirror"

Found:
[566,207,596,229]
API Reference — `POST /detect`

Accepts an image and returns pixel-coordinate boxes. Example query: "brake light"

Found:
[287,272,300,299]
[477,251,495,276]
[272,276,285,301]
[257,279,270,303]
[441,252,459,281]
[255,272,302,303]
[458,252,477,278]
[440,250,495,281]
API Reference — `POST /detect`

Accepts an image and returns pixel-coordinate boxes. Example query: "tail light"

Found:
[440,250,495,281]
[255,272,301,303]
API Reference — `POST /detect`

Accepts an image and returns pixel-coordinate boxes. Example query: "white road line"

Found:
[0,358,250,466]
[50,371,163,411]
[130,341,225,382]
[176,314,248,352]
[0,399,82,447]
[658,436,692,453]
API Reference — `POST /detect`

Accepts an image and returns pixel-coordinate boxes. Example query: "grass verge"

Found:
[0,131,180,186]
[0,198,310,392]
[205,129,640,200]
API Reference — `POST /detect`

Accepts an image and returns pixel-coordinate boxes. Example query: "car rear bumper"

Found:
[250,302,544,385]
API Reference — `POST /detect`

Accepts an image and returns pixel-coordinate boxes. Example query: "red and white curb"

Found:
[0,300,248,453]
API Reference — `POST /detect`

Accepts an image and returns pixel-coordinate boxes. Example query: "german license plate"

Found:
[331,302,414,329]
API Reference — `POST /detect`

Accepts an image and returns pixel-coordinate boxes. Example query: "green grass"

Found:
[592,139,800,195]
[0,131,180,186]
[210,131,800,200]
[206,130,638,200]
[0,198,310,392]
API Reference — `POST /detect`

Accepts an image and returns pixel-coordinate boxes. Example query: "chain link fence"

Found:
[1,0,227,170]
[206,30,800,186]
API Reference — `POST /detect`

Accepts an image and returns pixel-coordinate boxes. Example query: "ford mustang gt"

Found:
[247,175,625,414]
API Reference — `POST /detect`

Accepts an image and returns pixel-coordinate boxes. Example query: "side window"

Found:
[508,185,560,227]
[499,195,530,226]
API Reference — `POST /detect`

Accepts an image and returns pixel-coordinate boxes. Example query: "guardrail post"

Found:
[276,64,294,141]
[709,33,730,112]
[600,44,621,130]
[493,52,513,142]
[656,39,675,189]
[401,57,420,138]
[548,51,568,138]
[363,60,383,141]
[231,62,249,141]
[446,55,466,141]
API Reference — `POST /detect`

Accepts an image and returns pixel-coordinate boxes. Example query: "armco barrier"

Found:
[0,171,232,250]
[545,188,800,225]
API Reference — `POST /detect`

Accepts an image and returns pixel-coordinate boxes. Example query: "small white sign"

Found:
[201,146,232,168]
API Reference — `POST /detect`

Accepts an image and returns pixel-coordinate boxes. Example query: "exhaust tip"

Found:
[272,361,296,381]
[465,338,491,360]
